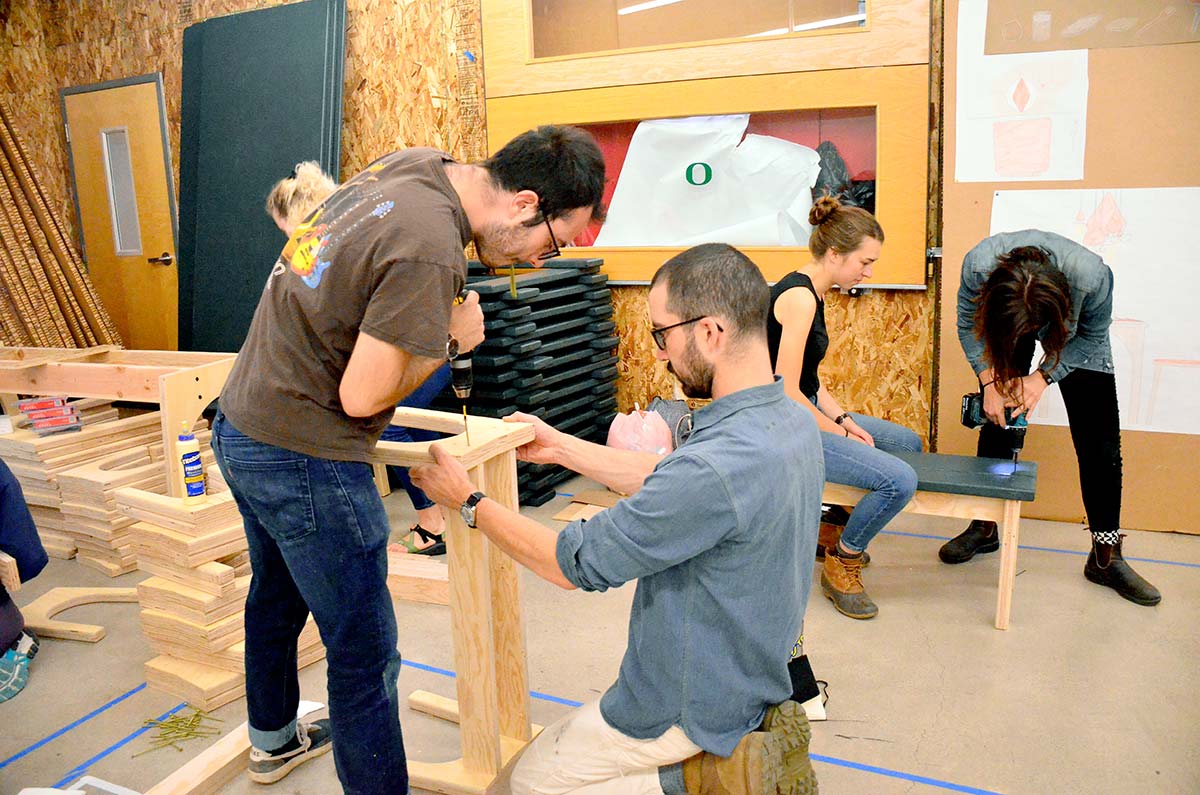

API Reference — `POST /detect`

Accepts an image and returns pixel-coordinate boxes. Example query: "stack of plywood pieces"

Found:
[56,435,213,577]
[116,477,325,710]
[0,409,183,560]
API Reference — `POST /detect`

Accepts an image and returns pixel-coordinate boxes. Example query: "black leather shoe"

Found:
[938,520,999,564]
[1084,538,1162,606]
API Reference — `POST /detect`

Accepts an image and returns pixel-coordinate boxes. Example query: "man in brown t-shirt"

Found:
[211,126,606,793]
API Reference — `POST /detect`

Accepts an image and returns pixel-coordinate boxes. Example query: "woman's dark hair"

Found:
[483,125,607,226]
[808,195,884,258]
[975,246,1072,394]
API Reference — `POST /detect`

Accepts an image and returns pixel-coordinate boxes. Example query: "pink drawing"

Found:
[1082,192,1126,248]
[993,118,1052,176]
[1011,77,1032,112]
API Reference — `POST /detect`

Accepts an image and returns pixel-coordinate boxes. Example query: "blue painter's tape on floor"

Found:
[52,701,188,789]
[879,530,1200,569]
[400,659,583,707]
[811,753,1005,794]
[0,682,147,770]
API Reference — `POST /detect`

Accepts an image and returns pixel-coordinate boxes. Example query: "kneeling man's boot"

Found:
[681,700,817,794]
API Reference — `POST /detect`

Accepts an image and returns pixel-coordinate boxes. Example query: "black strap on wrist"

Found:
[834,412,851,425]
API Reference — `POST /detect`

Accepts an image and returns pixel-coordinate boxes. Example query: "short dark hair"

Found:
[483,125,607,225]
[976,245,1072,392]
[651,243,769,344]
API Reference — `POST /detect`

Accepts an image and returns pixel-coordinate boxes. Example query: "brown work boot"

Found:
[681,701,817,794]
[814,524,869,566]
[820,548,878,619]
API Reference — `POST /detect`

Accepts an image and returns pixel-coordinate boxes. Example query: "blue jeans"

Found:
[211,412,408,795]
[822,413,920,552]
[379,364,451,513]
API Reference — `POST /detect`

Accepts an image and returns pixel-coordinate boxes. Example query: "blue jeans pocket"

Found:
[219,454,317,543]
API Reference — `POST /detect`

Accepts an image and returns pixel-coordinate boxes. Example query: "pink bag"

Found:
[606,405,673,455]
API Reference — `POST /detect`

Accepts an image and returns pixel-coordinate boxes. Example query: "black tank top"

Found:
[767,271,828,403]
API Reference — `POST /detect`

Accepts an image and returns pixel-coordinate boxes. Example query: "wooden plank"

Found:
[21,586,138,642]
[994,500,1023,631]
[139,608,244,653]
[136,550,237,597]
[446,464,502,777]
[131,520,247,568]
[485,450,533,743]
[114,487,240,537]
[144,655,244,710]
[551,502,605,522]
[0,550,19,592]
[386,552,450,606]
[138,575,250,625]
[142,721,250,795]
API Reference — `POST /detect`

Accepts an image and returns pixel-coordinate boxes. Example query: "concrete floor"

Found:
[2,474,1198,794]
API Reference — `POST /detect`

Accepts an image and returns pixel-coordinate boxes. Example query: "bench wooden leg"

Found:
[994,500,1022,630]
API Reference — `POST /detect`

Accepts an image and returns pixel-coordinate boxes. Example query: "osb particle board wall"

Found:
[0,0,486,249]
[939,2,1200,534]
[614,287,934,448]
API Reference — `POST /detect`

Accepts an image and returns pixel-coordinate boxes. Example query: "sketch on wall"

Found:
[984,0,1200,54]
[956,0,1089,182]
[991,188,1200,435]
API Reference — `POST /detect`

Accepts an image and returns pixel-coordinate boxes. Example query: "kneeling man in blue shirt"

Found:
[413,243,823,795]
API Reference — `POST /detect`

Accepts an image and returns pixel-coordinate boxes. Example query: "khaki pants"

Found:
[510,700,702,795]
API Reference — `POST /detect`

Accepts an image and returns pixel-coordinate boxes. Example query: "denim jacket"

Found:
[957,229,1114,383]
[555,378,823,756]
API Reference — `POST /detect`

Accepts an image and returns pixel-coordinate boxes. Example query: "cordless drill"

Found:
[451,290,473,442]
[961,391,1028,473]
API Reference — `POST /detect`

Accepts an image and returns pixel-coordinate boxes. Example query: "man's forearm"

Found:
[474,498,575,589]
[554,433,662,495]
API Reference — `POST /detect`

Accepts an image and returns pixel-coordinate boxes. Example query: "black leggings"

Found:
[977,338,1122,534]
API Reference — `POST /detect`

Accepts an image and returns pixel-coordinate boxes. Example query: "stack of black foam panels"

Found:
[432,258,617,507]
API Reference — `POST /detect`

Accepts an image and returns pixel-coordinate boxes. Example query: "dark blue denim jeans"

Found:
[379,363,451,512]
[211,411,408,795]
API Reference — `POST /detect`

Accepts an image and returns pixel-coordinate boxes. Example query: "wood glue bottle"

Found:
[177,421,207,504]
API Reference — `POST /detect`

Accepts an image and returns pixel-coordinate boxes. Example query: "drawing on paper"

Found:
[992,188,1200,436]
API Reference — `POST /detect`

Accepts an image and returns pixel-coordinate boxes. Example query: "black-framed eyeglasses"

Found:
[650,316,712,350]
[538,211,561,262]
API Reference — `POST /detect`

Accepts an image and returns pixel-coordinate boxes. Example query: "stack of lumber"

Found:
[116,479,324,710]
[0,409,175,560]
[56,436,213,576]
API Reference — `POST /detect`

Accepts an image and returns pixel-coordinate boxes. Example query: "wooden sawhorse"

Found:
[823,451,1038,630]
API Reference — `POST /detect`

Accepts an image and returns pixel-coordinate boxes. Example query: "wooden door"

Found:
[61,75,178,350]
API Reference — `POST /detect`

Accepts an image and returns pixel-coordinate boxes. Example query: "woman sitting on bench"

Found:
[943,231,1160,606]
[767,196,921,620]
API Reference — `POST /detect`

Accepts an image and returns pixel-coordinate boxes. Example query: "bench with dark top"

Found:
[822,450,1039,630]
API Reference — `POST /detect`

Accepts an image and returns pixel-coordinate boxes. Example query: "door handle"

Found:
[147,252,174,267]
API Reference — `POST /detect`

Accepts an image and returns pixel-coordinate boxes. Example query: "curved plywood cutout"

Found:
[21,586,139,642]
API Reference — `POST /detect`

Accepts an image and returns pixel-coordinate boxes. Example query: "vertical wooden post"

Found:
[446,464,502,776]
[485,449,532,741]
[994,499,1022,630]
[158,358,235,497]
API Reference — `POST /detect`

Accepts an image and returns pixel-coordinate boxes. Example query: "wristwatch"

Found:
[446,334,460,361]
[460,491,486,528]
[833,412,851,425]
[1038,369,1054,385]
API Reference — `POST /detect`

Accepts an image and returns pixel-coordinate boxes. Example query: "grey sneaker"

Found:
[247,719,333,784]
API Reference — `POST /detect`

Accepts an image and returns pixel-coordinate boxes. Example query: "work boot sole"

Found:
[1084,566,1163,606]
[760,701,818,795]
[937,537,999,564]
[820,575,878,620]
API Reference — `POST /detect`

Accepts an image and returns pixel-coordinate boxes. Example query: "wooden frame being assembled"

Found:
[144,407,538,795]
[0,346,235,498]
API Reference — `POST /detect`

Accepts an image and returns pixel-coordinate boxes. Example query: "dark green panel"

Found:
[178,0,345,352]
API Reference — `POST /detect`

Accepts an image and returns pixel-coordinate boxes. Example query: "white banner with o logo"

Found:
[594,114,821,247]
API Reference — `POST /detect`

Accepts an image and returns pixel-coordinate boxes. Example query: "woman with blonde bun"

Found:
[266,161,338,237]
[767,196,921,620]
